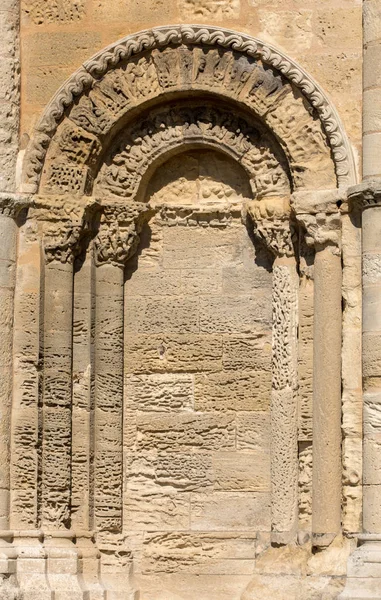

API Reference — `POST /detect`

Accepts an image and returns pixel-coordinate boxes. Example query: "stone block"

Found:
[222,335,272,371]
[181,268,222,296]
[125,452,214,493]
[194,371,270,412]
[125,268,181,297]
[213,451,270,491]
[315,8,361,50]
[199,294,271,334]
[125,373,193,412]
[364,88,381,135]
[22,31,102,68]
[363,333,381,378]
[135,413,236,452]
[191,492,270,531]
[236,412,271,451]
[136,573,252,600]
[258,10,313,53]
[125,297,199,334]
[124,492,190,531]
[140,532,256,575]
[364,388,381,434]
[178,0,240,20]
[125,334,223,374]
[222,265,272,296]
[363,253,381,286]
[22,0,85,25]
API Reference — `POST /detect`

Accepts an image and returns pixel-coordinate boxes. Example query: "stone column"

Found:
[293,191,342,548]
[363,0,381,182]
[39,199,95,600]
[340,183,381,599]
[248,197,299,544]
[0,195,28,584]
[0,0,20,193]
[0,0,21,585]
[93,204,147,534]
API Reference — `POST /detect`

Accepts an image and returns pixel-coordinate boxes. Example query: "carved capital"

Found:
[94,203,150,267]
[37,197,100,264]
[43,222,83,264]
[247,198,295,258]
[296,212,341,255]
[0,192,31,219]
[347,181,381,212]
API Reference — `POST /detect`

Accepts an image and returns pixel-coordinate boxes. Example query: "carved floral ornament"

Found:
[22,25,356,196]
[247,197,296,258]
[347,180,381,211]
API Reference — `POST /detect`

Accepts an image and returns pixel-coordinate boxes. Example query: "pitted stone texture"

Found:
[22,0,85,24]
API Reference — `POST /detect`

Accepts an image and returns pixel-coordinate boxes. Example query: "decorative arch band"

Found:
[22,24,356,193]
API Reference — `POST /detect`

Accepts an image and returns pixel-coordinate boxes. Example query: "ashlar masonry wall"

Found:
[121,151,273,597]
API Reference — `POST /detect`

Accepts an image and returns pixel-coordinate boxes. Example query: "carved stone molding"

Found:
[348,180,381,211]
[94,203,150,267]
[247,197,295,258]
[0,192,31,219]
[33,197,100,264]
[95,103,289,201]
[296,212,341,255]
[155,204,242,228]
[22,25,356,193]
[291,190,342,255]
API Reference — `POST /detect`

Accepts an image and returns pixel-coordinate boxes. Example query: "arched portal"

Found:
[11,24,355,600]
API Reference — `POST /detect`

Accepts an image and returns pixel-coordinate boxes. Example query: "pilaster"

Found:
[248,196,299,545]
[293,190,342,548]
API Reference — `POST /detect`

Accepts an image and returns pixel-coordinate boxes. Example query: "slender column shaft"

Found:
[312,245,342,545]
[271,255,299,542]
[0,0,21,542]
[71,254,95,532]
[11,223,41,528]
[0,0,20,193]
[41,260,73,529]
[362,205,381,533]
[94,263,124,532]
[0,214,17,530]
[363,0,381,180]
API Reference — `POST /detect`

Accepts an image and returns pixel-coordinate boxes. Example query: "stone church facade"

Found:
[0,0,380,598]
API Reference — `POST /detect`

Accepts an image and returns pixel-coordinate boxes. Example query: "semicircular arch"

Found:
[21,24,357,195]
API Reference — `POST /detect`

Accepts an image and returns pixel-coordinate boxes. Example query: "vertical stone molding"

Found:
[363,0,381,180]
[93,203,149,533]
[293,190,342,548]
[248,197,299,544]
[0,194,28,583]
[339,182,381,599]
[71,252,95,533]
[39,199,95,532]
[41,222,81,531]
[0,0,20,193]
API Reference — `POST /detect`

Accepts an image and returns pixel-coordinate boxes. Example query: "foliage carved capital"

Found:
[94,203,150,267]
[247,197,295,258]
[347,181,381,212]
[0,192,31,219]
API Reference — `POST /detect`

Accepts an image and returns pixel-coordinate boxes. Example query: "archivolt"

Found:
[22,24,356,194]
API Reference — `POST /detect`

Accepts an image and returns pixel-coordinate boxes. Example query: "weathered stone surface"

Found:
[0,2,368,595]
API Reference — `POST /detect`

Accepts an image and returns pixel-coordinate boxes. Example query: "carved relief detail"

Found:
[33,197,99,264]
[297,212,341,256]
[0,192,31,219]
[95,105,289,201]
[94,203,150,267]
[247,198,295,257]
[23,26,355,192]
[348,181,381,211]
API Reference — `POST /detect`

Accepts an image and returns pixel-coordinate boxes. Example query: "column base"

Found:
[339,541,381,599]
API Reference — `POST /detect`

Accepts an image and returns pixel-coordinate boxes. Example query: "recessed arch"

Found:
[21,25,357,196]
